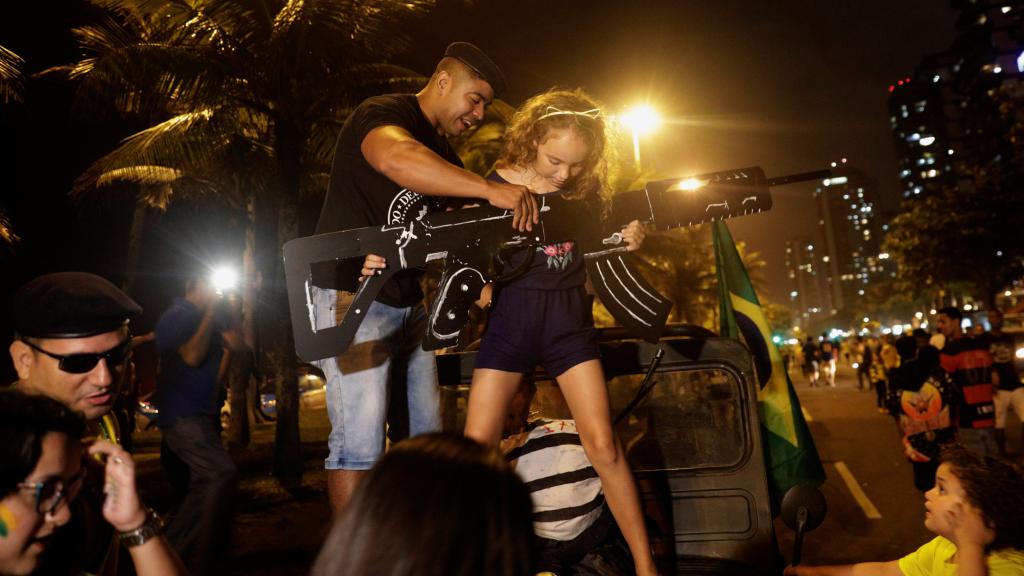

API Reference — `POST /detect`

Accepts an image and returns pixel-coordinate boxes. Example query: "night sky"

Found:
[0,1,959,353]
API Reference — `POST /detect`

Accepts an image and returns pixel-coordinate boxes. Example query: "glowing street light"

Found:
[620,104,661,167]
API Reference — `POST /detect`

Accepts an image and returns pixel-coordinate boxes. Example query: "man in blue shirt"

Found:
[154,275,242,575]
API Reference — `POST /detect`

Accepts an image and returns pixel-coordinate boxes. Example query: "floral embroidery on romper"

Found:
[539,242,574,270]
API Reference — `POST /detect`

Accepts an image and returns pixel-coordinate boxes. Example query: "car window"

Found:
[610,368,746,471]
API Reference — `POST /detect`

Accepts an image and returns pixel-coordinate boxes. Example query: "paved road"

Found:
[776,362,1023,568]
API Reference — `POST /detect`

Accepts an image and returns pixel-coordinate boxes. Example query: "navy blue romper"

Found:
[474,174,602,377]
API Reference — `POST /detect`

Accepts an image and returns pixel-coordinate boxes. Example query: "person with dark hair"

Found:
[819,334,837,387]
[854,335,872,391]
[887,335,958,492]
[311,433,535,576]
[802,336,821,387]
[978,309,1024,457]
[311,42,538,514]
[0,390,185,576]
[7,271,143,574]
[937,306,998,457]
[153,274,244,574]
[501,380,633,575]
[786,446,1024,575]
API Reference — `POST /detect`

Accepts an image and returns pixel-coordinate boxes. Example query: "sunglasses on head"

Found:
[21,336,132,374]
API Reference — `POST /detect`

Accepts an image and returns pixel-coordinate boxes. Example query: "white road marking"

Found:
[834,461,882,519]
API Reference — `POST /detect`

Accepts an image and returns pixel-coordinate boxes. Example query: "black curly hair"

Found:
[941,445,1024,551]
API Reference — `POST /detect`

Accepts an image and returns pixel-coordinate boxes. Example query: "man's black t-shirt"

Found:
[311,94,463,307]
[979,331,1022,391]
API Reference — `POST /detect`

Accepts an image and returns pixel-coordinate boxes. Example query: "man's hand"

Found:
[484,180,538,232]
[359,254,387,282]
[621,220,646,251]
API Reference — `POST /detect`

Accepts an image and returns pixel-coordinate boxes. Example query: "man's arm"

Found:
[361,125,537,230]
[177,307,217,368]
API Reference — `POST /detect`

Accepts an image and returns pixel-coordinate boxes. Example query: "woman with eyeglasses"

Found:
[0,390,185,576]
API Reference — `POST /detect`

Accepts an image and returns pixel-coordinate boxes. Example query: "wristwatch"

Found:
[118,508,163,548]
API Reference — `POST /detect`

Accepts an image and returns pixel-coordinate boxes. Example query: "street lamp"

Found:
[620,104,661,167]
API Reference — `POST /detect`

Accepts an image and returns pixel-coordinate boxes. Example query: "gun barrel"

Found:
[765,169,832,188]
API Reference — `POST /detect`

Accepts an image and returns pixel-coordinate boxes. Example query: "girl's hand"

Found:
[949,500,995,548]
[474,283,493,310]
[621,220,646,252]
[86,440,147,533]
[359,254,387,282]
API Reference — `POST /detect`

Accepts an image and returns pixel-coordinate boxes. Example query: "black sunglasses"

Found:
[17,466,87,516]
[22,337,132,374]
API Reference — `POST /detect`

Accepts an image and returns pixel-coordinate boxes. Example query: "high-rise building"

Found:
[784,237,829,327]
[887,53,962,199]
[813,160,886,314]
[888,0,1023,198]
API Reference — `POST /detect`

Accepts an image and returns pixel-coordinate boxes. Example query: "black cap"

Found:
[14,272,142,339]
[444,42,507,96]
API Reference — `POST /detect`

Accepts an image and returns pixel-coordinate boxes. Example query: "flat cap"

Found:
[444,42,507,96]
[14,272,142,339]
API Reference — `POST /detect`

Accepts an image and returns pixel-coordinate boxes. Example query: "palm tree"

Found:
[0,44,25,104]
[0,45,25,254]
[53,0,435,477]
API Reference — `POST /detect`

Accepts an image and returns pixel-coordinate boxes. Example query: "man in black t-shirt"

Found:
[980,309,1024,456]
[310,42,538,513]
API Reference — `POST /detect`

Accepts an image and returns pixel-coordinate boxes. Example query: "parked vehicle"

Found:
[436,325,822,575]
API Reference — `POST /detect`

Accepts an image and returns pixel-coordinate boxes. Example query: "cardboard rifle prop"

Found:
[284,166,828,362]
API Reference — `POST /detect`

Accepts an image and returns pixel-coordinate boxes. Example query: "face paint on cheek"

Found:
[0,503,16,537]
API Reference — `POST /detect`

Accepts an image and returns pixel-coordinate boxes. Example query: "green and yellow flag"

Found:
[712,221,825,511]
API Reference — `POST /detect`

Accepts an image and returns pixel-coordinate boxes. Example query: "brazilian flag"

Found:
[712,221,825,511]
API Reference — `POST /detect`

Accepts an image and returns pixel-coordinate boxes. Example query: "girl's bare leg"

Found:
[556,359,657,576]
[464,368,525,446]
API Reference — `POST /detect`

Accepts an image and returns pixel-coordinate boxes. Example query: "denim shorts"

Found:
[475,286,600,378]
[310,287,440,470]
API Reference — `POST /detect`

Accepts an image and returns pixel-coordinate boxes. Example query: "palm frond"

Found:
[96,165,185,187]
[0,45,26,103]
[74,108,229,194]
[0,209,20,252]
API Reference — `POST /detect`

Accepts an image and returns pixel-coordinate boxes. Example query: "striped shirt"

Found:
[940,336,996,429]
[503,419,604,541]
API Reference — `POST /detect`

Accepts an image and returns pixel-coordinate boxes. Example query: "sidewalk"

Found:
[133,407,334,576]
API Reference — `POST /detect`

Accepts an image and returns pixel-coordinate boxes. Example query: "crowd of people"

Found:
[4,39,1024,576]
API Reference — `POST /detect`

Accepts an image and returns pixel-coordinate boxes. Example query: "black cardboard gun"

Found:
[284,167,828,362]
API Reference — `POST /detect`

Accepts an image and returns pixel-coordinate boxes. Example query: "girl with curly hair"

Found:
[786,446,1024,576]
[463,89,658,576]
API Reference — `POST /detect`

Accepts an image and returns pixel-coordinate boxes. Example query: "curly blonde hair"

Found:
[496,89,615,210]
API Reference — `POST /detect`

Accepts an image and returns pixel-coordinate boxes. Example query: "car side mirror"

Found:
[780,484,827,566]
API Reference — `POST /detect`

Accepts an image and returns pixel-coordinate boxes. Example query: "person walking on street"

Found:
[936,306,998,457]
[979,309,1024,457]
[802,336,820,387]
[819,334,837,387]
[854,335,872,390]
